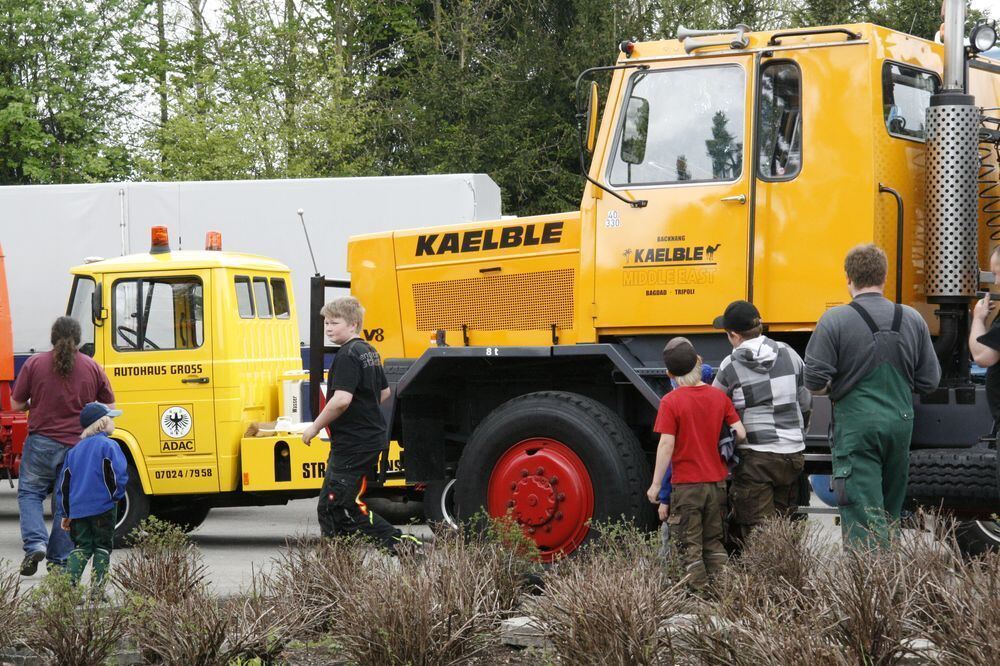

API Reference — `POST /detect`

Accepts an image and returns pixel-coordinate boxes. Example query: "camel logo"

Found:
[706,243,721,260]
[160,406,192,438]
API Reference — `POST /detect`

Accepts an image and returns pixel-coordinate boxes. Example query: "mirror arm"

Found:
[576,122,647,208]
[574,63,650,210]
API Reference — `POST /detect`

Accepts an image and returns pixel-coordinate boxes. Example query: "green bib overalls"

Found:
[831,301,914,549]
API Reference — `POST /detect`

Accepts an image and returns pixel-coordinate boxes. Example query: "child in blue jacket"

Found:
[57,402,128,588]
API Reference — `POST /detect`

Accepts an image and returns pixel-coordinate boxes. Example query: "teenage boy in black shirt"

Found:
[303,296,420,552]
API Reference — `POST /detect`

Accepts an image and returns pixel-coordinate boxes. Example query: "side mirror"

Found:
[620,96,649,165]
[91,284,106,327]
[586,82,600,154]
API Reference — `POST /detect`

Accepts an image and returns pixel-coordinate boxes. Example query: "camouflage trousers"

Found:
[667,481,728,590]
[729,449,805,545]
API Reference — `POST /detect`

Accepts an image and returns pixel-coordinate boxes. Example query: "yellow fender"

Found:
[110,428,152,494]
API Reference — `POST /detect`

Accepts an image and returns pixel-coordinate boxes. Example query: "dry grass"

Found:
[133,594,231,665]
[533,522,689,666]
[224,569,311,663]
[112,516,209,603]
[329,526,534,666]
[0,563,24,651]
[24,572,130,666]
[267,535,368,636]
[7,512,1000,665]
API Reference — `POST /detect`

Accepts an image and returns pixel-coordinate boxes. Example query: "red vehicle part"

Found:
[0,242,26,478]
[486,437,594,560]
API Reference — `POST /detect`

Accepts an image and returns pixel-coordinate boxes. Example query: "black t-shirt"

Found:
[327,338,389,454]
[978,316,1000,421]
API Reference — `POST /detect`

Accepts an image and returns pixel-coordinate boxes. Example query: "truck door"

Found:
[104,271,218,493]
[750,42,871,325]
[594,55,754,328]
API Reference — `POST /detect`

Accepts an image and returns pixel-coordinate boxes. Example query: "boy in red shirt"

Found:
[647,337,746,591]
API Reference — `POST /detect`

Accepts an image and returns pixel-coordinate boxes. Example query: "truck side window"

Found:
[67,276,96,357]
[253,277,273,318]
[608,64,745,186]
[113,278,203,351]
[758,61,801,180]
[271,278,290,319]
[882,62,939,141]
[235,276,254,319]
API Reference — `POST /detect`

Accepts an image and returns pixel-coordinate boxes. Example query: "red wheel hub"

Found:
[487,438,593,560]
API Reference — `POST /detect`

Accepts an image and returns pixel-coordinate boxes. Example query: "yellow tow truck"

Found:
[66,227,407,543]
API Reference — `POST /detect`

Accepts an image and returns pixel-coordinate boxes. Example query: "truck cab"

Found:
[66,229,308,539]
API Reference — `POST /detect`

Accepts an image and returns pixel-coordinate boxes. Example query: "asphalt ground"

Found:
[0,481,839,596]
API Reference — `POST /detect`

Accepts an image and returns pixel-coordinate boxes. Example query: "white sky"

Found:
[973,0,1000,16]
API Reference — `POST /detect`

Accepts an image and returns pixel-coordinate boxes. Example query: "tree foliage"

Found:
[0,0,994,211]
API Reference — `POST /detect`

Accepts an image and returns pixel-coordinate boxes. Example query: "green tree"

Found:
[705,111,742,179]
[0,0,133,183]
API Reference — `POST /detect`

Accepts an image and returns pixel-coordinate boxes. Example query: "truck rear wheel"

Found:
[364,496,424,525]
[114,462,150,548]
[955,520,1000,557]
[907,448,1000,506]
[151,501,212,533]
[453,391,651,560]
[424,478,458,529]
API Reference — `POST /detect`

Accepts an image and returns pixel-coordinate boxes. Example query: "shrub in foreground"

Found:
[113,516,209,604]
[534,521,689,666]
[25,572,129,666]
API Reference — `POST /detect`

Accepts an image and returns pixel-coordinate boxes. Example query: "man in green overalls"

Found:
[805,244,940,548]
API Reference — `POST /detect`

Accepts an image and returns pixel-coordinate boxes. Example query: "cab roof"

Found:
[621,23,947,60]
[70,250,291,275]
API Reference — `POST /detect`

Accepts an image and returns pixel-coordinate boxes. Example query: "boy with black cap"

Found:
[712,300,811,544]
[56,402,128,589]
[647,337,746,591]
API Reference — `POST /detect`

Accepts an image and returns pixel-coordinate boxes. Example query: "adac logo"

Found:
[624,243,721,265]
[415,221,564,257]
[161,406,192,438]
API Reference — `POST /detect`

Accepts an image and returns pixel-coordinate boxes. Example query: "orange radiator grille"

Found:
[412,269,575,331]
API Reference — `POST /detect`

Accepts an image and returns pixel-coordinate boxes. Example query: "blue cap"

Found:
[80,402,122,429]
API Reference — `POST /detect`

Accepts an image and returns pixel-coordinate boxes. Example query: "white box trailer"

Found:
[0,175,502,358]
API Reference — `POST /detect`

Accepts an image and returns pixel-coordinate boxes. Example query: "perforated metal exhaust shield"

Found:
[925,104,981,302]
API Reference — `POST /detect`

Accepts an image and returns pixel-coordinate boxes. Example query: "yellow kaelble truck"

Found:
[349,10,1000,558]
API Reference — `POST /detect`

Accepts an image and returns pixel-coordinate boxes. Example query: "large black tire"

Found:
[151,500,212,533]
[114,462,150,548]
[454,391,651,559]
[907,448,1000,508]
[955,520,1000,557]
[364,496,424,525]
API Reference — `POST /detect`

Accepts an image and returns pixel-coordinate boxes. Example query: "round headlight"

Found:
[971,23,998,54]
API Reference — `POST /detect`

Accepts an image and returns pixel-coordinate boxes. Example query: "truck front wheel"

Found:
[114,462,150,548]
[453,391,651,560]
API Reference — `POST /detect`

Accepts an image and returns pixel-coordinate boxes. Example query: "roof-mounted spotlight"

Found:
[619,40,635,58]
[970,22,998,54]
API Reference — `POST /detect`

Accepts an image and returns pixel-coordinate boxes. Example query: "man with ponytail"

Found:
[11,316,114,576]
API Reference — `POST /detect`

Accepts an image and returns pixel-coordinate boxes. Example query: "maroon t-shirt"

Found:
[12,350,115,445]
[654,384,739,484]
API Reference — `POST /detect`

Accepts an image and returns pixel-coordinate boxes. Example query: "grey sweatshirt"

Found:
[804,293,941,402]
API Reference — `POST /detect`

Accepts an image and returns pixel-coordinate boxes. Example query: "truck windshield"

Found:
[67,276,96,357]
[608,64,745,187]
